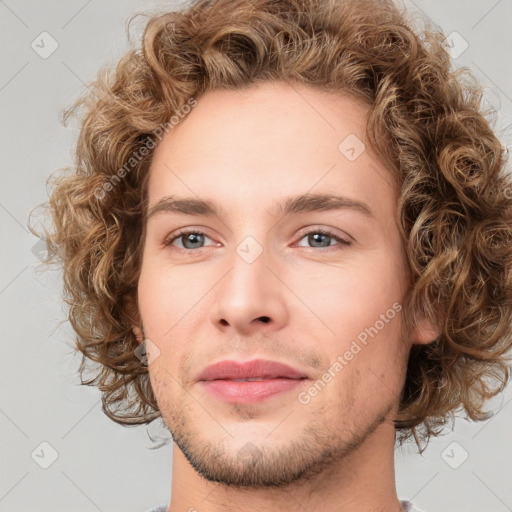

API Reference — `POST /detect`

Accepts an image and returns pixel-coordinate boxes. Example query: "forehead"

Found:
[147,82,396,221]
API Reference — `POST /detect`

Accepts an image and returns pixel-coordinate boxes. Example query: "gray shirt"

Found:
[145,499,425,511]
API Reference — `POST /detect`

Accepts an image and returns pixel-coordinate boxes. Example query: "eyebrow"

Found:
[146,193,375,222]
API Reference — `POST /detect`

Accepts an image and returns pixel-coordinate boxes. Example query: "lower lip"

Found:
[200,378,308,404]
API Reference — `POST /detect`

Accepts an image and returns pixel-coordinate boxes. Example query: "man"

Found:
[35,0,512,511]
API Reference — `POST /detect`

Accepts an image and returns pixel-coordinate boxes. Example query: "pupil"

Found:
[181,233,331,249]
[185,233,203,248]
[310,233,329,247]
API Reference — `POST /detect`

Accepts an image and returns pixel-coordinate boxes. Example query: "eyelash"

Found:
[163,228,351,252]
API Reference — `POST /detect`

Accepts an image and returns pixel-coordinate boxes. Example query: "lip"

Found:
[196,358,309,381]
[196,358,310,404]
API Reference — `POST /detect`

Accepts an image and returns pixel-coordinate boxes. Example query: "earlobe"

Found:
[132,325,144,344]
[410,309,441,345]
[124,293,144,343]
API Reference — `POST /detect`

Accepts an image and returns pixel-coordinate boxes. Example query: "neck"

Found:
[166,420,402,512]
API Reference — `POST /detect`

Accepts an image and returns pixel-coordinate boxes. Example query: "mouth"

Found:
[200,377,309,403]
[196,358,309,381]
[196,358,310,404]
[226,378,282,381]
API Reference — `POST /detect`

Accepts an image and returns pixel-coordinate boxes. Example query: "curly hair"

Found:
[29,0,512,451]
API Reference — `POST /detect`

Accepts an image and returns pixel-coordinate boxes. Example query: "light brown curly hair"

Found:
[29,0,512,451]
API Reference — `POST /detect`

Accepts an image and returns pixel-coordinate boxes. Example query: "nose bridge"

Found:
[223,233,270,308]
[211,228,287,333]
[223,211,272,291]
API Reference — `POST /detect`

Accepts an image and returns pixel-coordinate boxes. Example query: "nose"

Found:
[210,239,288,336]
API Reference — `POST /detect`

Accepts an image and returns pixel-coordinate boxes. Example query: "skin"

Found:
[132,81,440,512]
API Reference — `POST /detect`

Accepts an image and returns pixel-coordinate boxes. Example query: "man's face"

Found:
[135,81,413,487]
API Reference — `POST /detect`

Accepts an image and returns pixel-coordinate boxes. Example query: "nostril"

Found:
[259,316,270,323]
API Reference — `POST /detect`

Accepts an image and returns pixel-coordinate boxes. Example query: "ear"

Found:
[124,293,144,344]
[132,325,144,344]
[410,308,441,345]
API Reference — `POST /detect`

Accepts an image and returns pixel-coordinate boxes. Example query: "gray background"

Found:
[1,0,511,511]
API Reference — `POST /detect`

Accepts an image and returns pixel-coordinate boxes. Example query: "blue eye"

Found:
[165,231,214,250]
[296,230,350,249]
[164,228,351,252]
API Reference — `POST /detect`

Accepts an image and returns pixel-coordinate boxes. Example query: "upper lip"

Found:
[196,359,309,382]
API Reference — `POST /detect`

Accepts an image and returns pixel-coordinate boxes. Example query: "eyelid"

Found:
[163,225,352,252]
[293,225,353,246]
[163,227,218,249]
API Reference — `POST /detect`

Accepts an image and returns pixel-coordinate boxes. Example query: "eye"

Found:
[296,229,351,250]
[163,227,352,252]
[164,229,215,251]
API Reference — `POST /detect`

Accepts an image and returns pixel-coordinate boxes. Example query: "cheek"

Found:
[137,254,209,336]
[287,254,407,403]
[288,255,404,344]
